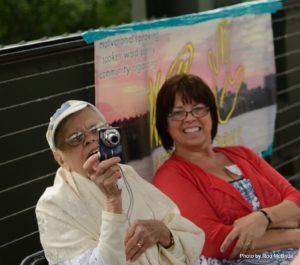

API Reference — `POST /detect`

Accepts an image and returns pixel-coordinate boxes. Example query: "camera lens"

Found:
[109,135,119,144]
[102,129,120,147]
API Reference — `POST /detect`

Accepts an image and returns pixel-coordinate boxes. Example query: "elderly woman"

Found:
[152,73,300,265]
[36,100,204,265]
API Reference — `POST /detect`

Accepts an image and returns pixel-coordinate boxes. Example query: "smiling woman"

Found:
[153,73,300,265]
[35,99,205,265]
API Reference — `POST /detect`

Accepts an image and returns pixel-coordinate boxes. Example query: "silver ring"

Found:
[137,242,142,248]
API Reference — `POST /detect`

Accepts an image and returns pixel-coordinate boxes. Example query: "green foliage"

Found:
[0,0,132,45]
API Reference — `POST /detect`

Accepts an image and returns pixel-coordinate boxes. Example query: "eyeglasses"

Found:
[168,106,209,121]
[65,123,106,146]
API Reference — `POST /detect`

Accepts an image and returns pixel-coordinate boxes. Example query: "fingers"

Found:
[124,226,135,244]
[95,167,121,195]
[220,229,238,253]
[229,237,253,258]
[94,160,120,179]
[222,212,267,257]
[83,152,101,172]
[125,223,146,262]
[126,238,147,262]
[244,240,253,252]
[83,155,121,196]
[125,220,158,262]
[83,154,120,174]
[221,228,254,258]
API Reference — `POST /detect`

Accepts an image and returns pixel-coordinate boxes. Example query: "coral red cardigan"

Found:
[153,146,300,258]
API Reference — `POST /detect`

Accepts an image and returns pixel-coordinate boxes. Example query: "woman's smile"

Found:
[182,126,202,134]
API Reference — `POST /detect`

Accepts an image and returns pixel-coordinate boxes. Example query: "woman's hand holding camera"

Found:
[83,154,122,213]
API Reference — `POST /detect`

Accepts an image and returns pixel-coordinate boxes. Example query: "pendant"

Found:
[224,164,242,177]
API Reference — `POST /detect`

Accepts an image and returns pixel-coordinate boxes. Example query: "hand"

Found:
[83,154,122,198]
[124,219,171,262]
[221,211,269,258]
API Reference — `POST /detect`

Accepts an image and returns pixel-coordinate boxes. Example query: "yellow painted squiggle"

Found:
[208,19,245,125]
[149,43,194,147]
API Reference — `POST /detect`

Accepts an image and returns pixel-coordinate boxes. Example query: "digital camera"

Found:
[98,127,122,161]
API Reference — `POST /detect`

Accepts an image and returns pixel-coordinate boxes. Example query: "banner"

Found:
[83,0,282,179]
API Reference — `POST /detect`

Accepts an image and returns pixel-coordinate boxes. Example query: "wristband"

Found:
[258,209,273,226]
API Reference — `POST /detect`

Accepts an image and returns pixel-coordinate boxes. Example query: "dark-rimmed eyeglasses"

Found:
[65,123,107,146]
[168,106,209,121]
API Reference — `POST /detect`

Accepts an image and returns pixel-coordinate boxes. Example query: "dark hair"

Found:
[155,73,218,151]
